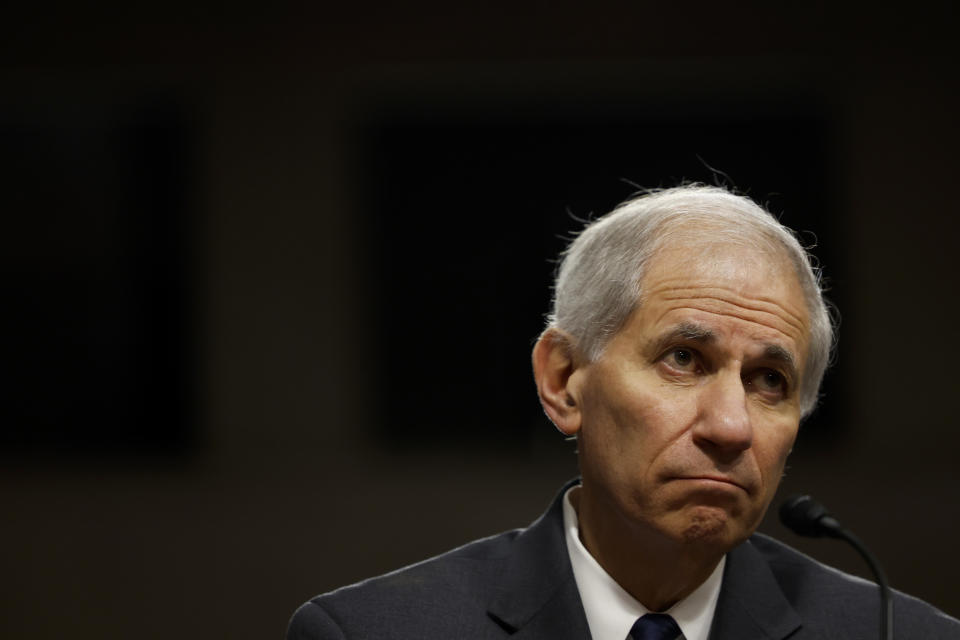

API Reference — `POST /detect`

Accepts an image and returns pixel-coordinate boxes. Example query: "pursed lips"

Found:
[673,475,751,494]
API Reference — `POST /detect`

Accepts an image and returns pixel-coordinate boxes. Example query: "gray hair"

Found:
[547,185,833,417]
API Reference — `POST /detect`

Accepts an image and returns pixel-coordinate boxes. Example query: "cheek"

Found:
[603,385,700,469]
[756,423,799,483]
[609,380,690,425]
[579,368,700,468]
[632,384,700,436]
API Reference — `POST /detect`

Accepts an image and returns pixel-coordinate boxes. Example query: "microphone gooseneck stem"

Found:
[831,524,893,640]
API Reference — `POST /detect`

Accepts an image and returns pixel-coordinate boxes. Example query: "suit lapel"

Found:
[708,536,802,640]
[487,480,592,639]
[488,483,802,640]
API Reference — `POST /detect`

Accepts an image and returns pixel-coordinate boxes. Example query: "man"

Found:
[288,186,959,639]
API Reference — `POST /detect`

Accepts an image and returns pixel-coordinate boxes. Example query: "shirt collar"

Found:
[562,486,725,640]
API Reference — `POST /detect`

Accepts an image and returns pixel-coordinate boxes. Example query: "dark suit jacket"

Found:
[288,480,960,639]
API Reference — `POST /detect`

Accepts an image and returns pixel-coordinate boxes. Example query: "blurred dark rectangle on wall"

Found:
[1,98,196,456]
[360,97,845,449]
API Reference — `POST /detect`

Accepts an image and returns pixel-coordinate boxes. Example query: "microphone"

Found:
[779,495,893,640]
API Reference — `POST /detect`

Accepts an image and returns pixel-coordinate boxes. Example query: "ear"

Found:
[532,328,585,436]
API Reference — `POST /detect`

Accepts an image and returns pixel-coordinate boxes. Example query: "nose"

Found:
[692,371,753,459]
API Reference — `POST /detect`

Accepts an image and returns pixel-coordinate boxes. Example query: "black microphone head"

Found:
[779,494,834,537]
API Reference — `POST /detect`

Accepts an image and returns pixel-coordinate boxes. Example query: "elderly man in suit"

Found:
[288,186,959,639]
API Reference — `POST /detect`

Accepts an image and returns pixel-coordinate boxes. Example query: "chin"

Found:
[677,506,742,547]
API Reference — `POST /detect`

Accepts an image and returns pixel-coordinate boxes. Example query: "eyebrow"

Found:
[647,322,716,356]
[762,344,799,383]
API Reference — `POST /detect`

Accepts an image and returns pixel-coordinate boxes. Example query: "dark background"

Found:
[2,3,958,638]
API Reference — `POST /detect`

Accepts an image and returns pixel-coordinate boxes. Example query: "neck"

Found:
[571,486,725,612]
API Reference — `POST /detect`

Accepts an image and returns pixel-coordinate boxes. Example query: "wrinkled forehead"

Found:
[649,216,795,269]
[648,239,798,286]
[645,217,809,303]
[638,238,812,360]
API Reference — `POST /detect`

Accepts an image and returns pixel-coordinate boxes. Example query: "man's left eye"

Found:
[667,348,697,370]
[748,370,787,396]
[760,371,784,389]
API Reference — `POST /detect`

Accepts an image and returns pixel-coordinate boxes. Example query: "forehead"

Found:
[636,242,810,359]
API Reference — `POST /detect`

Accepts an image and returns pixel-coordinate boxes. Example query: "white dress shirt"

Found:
[562,486,725,640]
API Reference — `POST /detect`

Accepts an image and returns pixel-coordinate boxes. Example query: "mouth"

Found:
[674,475,750,494]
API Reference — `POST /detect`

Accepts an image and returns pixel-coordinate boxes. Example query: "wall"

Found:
[2,4,958,637]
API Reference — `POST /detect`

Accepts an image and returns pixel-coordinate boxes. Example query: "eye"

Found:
[664,348,698,371]
[746,369,788,400]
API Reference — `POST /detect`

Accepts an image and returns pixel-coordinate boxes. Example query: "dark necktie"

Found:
[627,613,683,640]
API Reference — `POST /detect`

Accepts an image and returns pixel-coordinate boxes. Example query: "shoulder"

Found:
[286,528,523,639]
[744,533,960,636]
